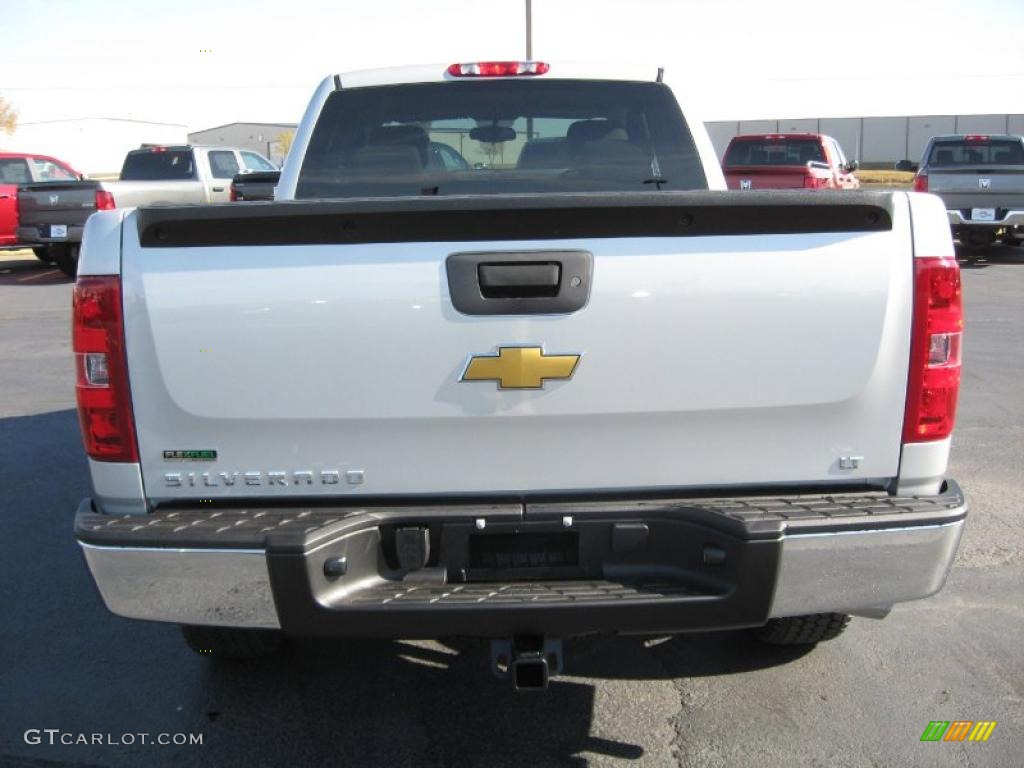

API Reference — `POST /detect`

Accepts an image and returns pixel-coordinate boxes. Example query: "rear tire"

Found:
[754,613,851,645]
[180,624,284,659]
[50,244,80,277]
[32,246,53,264]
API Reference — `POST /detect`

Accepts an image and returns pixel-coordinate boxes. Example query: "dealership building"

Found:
[187,122,297,166]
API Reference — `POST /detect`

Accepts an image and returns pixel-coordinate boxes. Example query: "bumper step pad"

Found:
[75,481,966,551]
[347,579,703,607]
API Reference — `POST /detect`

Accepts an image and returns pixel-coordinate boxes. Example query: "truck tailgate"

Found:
[927,166,1024,211]
[120,192,913,502]
[16,181,98,241]
[724,166,812,190]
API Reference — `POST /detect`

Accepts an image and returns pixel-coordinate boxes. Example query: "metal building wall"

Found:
[188,122,297,165]
[954,114,1009,134]
[862,118,908,164]
[818,118,860,161]
[908,116,956,161]
[778,119,817,134]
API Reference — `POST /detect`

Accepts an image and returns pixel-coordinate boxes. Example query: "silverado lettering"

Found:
[163,470,352,487]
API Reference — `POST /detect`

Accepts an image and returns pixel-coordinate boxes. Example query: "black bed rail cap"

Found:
[135,190,896,248]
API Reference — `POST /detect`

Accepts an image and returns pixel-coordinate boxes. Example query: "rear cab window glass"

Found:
[297,79,706,198]
[121,150,196,180]
[208,151,241,179]
[0,158,31,183]
[29,158,77,181]
[241,151,276,171]
[928,139,1024,166]
[724,138,825,166]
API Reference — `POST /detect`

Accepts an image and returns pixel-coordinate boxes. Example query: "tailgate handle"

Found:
[478,262,561,299]
[447,250,593,316]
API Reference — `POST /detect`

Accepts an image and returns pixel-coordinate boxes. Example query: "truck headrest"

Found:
[369,125,429,150]
[566,119,627,143]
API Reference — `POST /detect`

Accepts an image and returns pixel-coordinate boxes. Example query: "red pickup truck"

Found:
[0,152,83,262]
[722,134,859,190]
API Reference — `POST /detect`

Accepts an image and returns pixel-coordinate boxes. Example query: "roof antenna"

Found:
[656,67,664,83]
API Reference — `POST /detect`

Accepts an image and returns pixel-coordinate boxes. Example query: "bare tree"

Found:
[276,129,295,159]
[479,141,501,168]
[0,95,17,135]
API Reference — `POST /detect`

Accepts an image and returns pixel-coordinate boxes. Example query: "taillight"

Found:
[229,185,238,202]
[95,189,116,210]
[913,173,928,192]
[803,175,829,189]
[446,61,549,77]
[73,277,138,462]
[903,257,962,443]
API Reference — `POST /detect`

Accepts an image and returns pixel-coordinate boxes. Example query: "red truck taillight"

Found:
[913,173,928,192]
[229,185,238,202]
[73,276,138,462]
[95,189,116,210]
[903,257,962,443]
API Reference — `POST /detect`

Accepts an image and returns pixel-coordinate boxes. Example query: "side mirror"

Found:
[845,160,859,172]
[894,160,918,173]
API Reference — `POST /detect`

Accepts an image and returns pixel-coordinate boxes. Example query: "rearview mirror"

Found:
[469,125,517,143]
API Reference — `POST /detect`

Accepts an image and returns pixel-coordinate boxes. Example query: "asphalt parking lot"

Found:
[1,246,1021,768]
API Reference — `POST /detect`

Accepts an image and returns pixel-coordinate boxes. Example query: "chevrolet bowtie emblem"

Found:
[461,346,581,389]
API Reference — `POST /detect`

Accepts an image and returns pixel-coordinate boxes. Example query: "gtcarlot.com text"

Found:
[24,729,203,746]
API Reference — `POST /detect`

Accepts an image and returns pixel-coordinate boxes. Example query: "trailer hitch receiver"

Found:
[490,635,564,691]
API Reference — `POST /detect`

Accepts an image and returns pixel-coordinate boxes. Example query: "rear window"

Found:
[724,138,825,166]
[241,151,276,171]
[121,150,196,181]
[0,158,30,183]
[208,150,240,179]
[296,79,706,198]
[29,158,77,181]
[927,139,1024,167]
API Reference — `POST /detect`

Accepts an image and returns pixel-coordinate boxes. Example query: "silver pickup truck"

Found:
[912,134,1024,250]
[105,145,277,207]
[72,62,966,689]
[17,145,276,275]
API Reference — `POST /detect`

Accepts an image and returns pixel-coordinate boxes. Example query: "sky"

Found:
[2,0,1022,132]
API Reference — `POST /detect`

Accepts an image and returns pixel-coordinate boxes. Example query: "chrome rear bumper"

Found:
[947,209,1024,227]
[769,520,963,618]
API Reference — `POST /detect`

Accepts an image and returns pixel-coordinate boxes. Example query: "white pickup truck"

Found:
[73,62,966,689]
